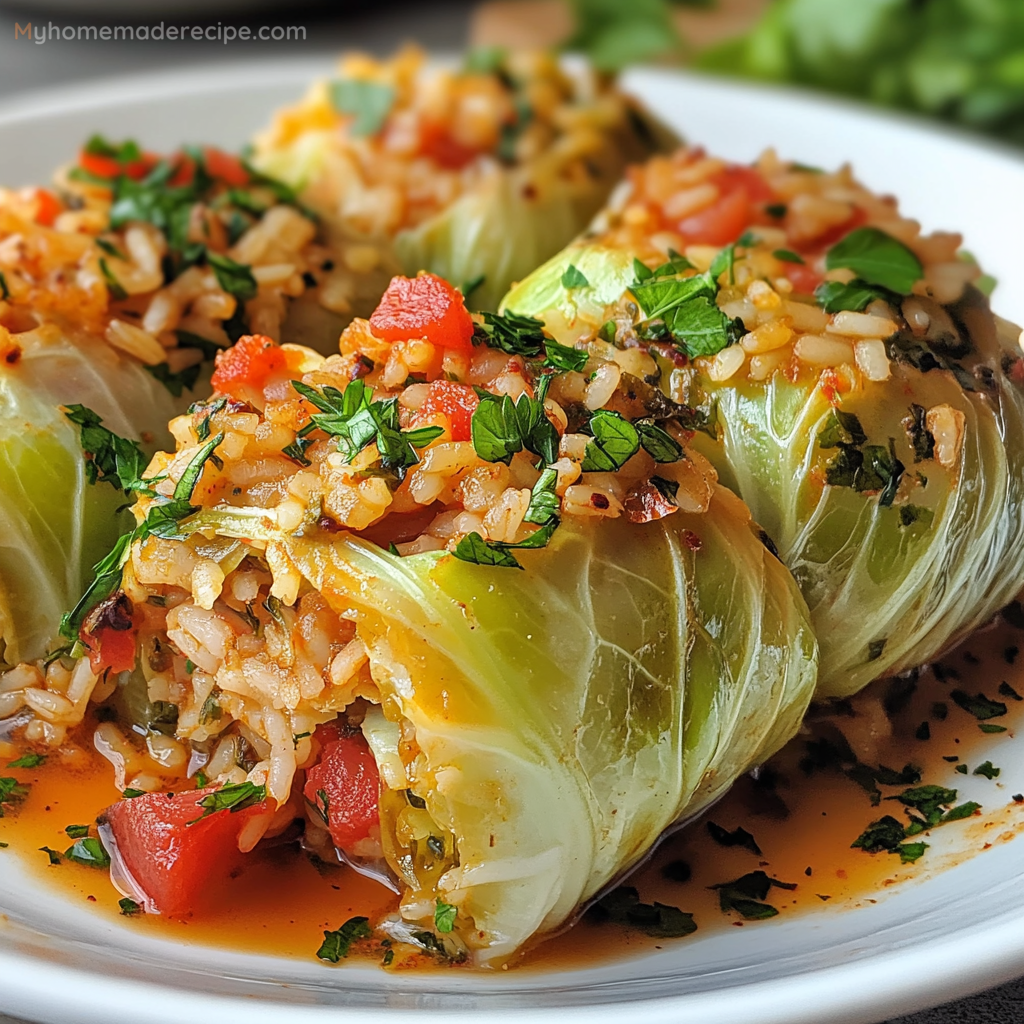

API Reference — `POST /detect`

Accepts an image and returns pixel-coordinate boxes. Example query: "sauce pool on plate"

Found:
[2,606,1023,970]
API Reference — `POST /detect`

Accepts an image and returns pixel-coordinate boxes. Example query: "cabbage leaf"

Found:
[504,244,1024,697]
[0,325,199,665]
[284,489,816,962]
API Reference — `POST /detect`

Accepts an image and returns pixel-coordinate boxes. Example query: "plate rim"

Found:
[0,56,1023,1024]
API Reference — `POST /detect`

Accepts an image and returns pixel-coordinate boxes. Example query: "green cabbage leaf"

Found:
[253,109,675,318]
[0,325,199,665]
[504,244,1024,698]
[280,490,816,962]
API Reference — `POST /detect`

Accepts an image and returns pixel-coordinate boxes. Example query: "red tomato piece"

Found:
[203,148,250,187]
[418,380,479,441]
[419,121,479,170]
[32,189,61,228]
[303,728,380,852]
[168,154,196,188]
[83,625,137,675]
[78,151,155,182]
[78,151,122,180]
[211,335,287,399]
[717,165,774,204]
[784,261,823,295]
[103,788,269,917]
[369,273,475,352]
[677,187,752,247]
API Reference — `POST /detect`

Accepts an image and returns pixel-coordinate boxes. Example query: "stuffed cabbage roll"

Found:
[17,275,815,963]
[502,146,1024,698]
[249,46,675,315]
[0,143,345,665]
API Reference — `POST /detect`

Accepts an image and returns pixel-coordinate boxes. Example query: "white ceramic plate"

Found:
[1,60,1024,1024]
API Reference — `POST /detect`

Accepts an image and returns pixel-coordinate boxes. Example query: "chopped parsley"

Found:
[0,271,9,301]
[706,822,761,855]
[590,886,696,938]
[824,227,923,295]
[817,409,903,507]
[950,690,1007,721]
[979,723,1008,734]
[63,405,152,495]
[119,897,141,916]
[63,824,90,839]
[541,339,590,373]
[122,788,146,799]
[636,421,684,463]
[581,410,639,472]
[902,404,935,463]
[631,259,744,358]
[65,836,110,868]
[473,310,547,357]
[329,79,396,137]
[313,788,330,827]
[0,777,29,816]
[98,258,128,301]
[145,361,202,398]
[7,753,45,769]
[814,279,895,314]
[773,249,805,264]
[470,390,558,466]
[560,263,590,289]
[190,781,266,822]
[206,252,258,303]
[999,681,1023,701]
[973,761,1000,779]
[316,915,372,962]
[452,521,558,570]
[39,846,61,866]
[710,870,795,920]
[292,379,442,473]
[434,898,458,934]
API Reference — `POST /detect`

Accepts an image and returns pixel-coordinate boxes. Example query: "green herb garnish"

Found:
[317,915,373,962]
[329,80,396,137]
[64,836,110,868]
[824,227,923,295]
[434,898,458,934]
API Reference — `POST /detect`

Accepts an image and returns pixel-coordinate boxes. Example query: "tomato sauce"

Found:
[2,611,1022,971]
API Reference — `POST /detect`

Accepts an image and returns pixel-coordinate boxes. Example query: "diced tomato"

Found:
[676,166,773,247]
[78,150,155,182]
[418,380,479,441]
[203,148,250,187]
[168,153,196,188]
[303,727,380,852]
[83,625,137,675]
[784,261,823,295]
[419,121,480,170]
[103,788,270,917]
[31,189,61,227]
[211,335,287,399]
[717,165,774,204]
[678,186,752,247]
[369,273,475,352]
[80,592,138,676]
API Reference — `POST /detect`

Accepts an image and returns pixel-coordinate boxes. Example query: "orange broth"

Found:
[1,610,1022,971]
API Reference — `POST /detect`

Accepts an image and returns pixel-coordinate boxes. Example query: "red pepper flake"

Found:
[819,368,841,407]
[623,481,678,523]
[682,530,702,551]
[2,344,21,365]
[590,492,611,510]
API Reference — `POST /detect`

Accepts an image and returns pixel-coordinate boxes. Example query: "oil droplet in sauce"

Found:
[1,611,1023,972]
